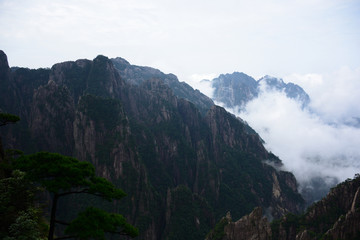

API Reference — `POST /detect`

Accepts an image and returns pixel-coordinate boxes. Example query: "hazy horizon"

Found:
[1,0,359,83]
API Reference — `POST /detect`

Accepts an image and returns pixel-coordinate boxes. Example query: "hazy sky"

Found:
[1,0,359,82]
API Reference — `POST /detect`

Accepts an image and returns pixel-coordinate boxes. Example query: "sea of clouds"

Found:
[187,67,360,202]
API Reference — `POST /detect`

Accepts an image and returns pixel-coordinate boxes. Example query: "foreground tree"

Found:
[14,152,138,240]
[0,112,20,127]
[0,169,47,239]
[0,113,45,239]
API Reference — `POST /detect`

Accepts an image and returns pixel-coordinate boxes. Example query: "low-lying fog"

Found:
[188,66,360,203]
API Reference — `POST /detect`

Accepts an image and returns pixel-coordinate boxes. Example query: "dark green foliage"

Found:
[78,94,126,164]
[215,148,272,220]
[0,170,47,240]
[166,186,213,240]
[13,152,137,239]
[0,113,20,126]
[79,94,123,130]
[5,208,47,240]
[15,152,89,190]
[14,152,126,199]
[270,218,281,240]
[65,207,139,239]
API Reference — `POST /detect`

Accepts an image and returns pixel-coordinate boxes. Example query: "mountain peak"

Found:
[258,75,286,89]
[216,72,256,84]
[0,50,9,71]
[210,72,310,109]
[211,72,258,109]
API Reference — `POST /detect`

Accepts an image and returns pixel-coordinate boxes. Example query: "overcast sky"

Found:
[1,0,359,82]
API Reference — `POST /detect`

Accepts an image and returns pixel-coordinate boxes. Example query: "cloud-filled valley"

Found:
[188,67,360,202]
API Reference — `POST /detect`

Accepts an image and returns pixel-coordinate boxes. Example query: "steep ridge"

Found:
[0,50,304,239]
[111,57,214,115]
[207,174,360,240]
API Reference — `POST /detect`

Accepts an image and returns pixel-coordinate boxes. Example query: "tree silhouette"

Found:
[0,112,20,127]
[14,152,138,240]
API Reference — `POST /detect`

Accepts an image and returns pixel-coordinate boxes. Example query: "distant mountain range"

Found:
[209,72,310,110]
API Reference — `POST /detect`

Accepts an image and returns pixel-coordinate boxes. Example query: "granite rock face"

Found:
[210,175,360,240]
[224,207,271,240]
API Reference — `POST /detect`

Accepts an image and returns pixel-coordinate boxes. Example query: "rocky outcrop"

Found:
[224,207,271,240]
[0,50,9,75]
[207,175,360,240]
[322,189,360,239]
[275,174,360,240]
[206,208,271,240]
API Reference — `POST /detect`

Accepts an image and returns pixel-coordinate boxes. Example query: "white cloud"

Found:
[215,69,360,202]
[285,66,360,123]
[185,73,217,98]
[191,68,360,198]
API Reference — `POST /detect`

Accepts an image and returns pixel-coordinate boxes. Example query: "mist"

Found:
[237,84,360,198]
[188,67,360,202]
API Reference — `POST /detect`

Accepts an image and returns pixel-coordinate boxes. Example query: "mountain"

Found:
[111,57,214,115]
[206,174,360,240]
[0,50,304,239]
[212,72,259,109]
[211,72,310,110]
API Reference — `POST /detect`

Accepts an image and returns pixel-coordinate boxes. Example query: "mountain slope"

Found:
[111,57,214,115]
[0,50,304,239]
[207,174,360,240]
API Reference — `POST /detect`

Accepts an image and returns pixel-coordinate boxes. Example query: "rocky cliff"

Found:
[0,50,304,239]
[206,207,272,240]
[208,174,360,240]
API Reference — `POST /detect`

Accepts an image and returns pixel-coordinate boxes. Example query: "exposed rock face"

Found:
[212,72,258,109]
[223,207,271,240]
[0,50,9,74]
[276,174,360,240]
[207,175,360,240]
[258,76,310,107]
[0,51,304,239]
